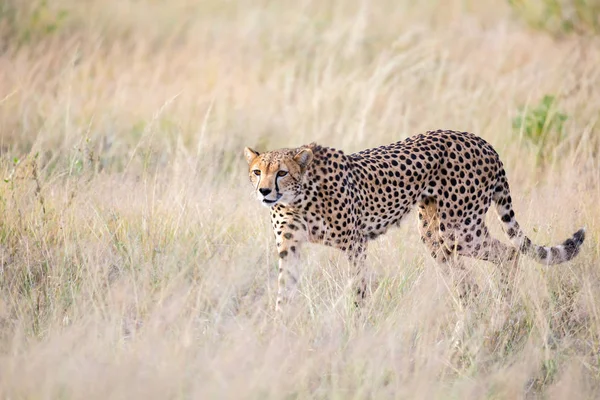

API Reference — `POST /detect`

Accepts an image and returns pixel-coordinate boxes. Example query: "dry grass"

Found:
[0,0,599,398]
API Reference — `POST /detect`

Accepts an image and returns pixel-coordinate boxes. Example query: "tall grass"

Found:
[0,0,599,398]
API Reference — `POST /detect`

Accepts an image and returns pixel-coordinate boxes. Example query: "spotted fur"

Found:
[244,130,586,310]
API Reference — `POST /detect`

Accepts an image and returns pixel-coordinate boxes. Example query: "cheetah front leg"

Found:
[271,211,308,312]
[275,239,302,312]
[348,238,369,307]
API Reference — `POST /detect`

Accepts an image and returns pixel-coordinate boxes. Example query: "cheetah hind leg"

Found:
[457,225,520,303]
[417,197,479,307]
[417,198,479,354]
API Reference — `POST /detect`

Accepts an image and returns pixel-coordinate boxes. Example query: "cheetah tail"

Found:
[511,226,585,265]
[493,187,585,265]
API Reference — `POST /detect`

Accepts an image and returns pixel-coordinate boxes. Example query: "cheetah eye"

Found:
[252,169,261,176]
[277,170,288,177]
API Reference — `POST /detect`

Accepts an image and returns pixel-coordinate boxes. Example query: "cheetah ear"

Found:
[293,148,314,170]
[244,147,260,165]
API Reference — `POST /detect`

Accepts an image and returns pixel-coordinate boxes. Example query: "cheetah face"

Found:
[244,146,313,207]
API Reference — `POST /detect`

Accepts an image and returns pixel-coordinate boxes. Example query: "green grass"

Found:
[508,0,600,36]
[512,94,569,165]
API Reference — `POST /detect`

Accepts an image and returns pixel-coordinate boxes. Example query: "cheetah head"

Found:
[244,146,314,207]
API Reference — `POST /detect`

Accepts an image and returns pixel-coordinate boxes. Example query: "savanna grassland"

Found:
[1,0,600,398]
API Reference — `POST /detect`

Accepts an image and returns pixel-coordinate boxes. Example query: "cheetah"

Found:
[244,130,586,310]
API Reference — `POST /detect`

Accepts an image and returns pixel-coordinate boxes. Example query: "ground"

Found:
[0,0,599,398]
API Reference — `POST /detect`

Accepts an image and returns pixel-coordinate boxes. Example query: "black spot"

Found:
[520,237,532,252]
[537,247,547,260]
[563,238,580,259]
[501,214,511,223]
[283,232,293,239]
[279,250,289,259]
[573,228,586,245]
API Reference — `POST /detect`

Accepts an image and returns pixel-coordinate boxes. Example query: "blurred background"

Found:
[0,0,599,398]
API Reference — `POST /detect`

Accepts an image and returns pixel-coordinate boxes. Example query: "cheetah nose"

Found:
[259,188,272,196]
